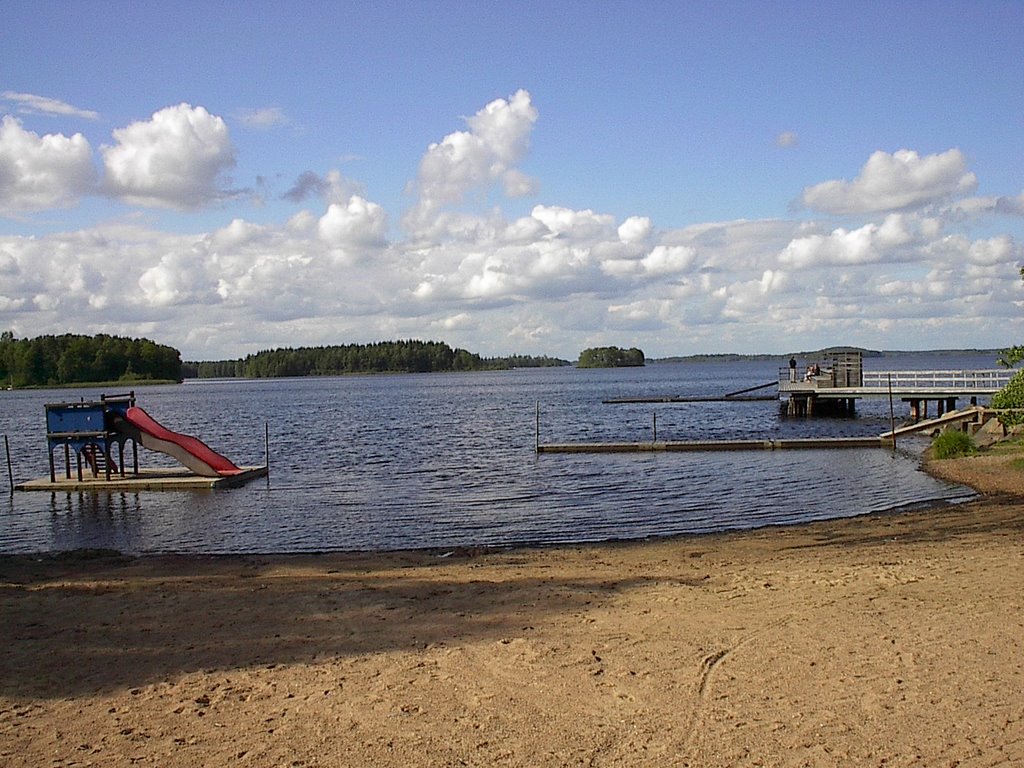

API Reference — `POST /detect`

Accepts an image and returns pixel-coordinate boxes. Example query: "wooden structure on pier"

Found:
[779,350,1012,418]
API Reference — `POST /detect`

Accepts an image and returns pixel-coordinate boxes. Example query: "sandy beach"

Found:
[2,453,1022,767]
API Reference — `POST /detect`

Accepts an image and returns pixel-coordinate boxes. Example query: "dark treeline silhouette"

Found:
[0,332,182,387]
[182,341,569,379]
[577,346,645,368]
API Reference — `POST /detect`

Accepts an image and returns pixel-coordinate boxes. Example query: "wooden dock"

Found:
[536,405,1001,455]
[16,465,268,492]
[537,437,888,454]
[779,367,1012,417]
[603,395,776,404]
[604,380,778,405]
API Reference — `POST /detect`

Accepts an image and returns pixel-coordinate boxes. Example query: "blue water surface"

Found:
[0,354,991,554]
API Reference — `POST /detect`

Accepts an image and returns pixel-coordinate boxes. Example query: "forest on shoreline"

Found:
[181,341,569,379]
[1,331,1009,389]
[0,332,182,388]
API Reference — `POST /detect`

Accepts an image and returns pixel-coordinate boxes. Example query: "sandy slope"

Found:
[1,454,1022,767]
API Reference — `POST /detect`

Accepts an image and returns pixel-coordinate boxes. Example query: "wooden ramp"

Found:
[879,406,986,440]
[16,465,268,492]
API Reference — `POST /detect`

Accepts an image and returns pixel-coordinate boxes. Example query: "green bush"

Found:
[991,369,1024,427]
[931,430,977,460]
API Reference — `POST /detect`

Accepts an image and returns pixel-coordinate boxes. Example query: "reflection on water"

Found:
[0,354,989,554]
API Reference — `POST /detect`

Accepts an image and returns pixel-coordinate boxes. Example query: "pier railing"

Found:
[860,369,1013,390]
[779,368,1014,392]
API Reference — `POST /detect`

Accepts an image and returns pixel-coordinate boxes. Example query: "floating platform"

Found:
[537,437,889,454]
[16,465,268,492]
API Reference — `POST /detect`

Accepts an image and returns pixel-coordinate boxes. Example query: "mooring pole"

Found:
[653,412,658,443]
[888,373,897,450]
[264,421,270,475]
[4,435,13,495]
[535,402,540,452]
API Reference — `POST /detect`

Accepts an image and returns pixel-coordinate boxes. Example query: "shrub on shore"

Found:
[991,369,1024,427]
[931,430,977,460]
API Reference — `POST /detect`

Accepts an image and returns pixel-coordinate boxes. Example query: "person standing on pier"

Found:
[789,356,797,382]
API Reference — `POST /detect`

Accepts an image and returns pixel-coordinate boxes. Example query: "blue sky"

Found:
[1,0,1022,359]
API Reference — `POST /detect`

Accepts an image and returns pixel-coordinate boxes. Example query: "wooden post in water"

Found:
[4,435,13,495]
[265,421,270,476]
[653,412,658,443]
[535,402,540,452]
[888,373,897,450]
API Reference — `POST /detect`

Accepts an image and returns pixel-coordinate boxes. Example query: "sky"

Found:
[1,0,1022,361]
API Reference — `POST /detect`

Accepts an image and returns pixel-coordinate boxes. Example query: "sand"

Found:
[2,453,1023,767]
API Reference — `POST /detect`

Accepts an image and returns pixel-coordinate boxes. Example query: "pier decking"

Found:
[537,407,997,454]
[779,351,1012,417]
[780,368,1012,416]
[16,465,268,491]
[537,437,888,453]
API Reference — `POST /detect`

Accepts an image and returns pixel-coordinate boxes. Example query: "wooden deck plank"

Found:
[15,466,268,492]
[537,437,887,453]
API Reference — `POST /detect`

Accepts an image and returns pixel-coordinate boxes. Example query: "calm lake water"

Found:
[0,353,996,555]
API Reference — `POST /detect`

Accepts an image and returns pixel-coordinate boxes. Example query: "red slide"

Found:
[118,406,243,477]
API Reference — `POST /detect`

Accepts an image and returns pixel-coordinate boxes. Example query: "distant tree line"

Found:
[0,332,182,387]
[181,341,569,379]
[577,346,645,368]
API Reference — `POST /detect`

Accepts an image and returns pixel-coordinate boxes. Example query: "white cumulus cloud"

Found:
[618,216,653,244]
[0,116,96,213]
[531,204,615,240]
[403,89,538,234]
[800,148,977,215]
[101,103,237,209]
[317,195,388,248]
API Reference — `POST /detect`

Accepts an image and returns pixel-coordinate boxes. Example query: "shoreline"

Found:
[0,449,985,562]
[2,452,1022,766]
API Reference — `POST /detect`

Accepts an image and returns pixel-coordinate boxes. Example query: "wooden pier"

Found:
[537,437,889,453]
[535,350,1013,455]
[536,407,1001,455]
[779,351,1011,417]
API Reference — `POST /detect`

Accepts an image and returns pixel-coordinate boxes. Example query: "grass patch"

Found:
[931,430,977,460]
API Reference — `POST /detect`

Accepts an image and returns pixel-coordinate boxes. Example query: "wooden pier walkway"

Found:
[779,367,1012,417]
[780,369,1012,399]
[537,437,889,453]
[537,406,1002,455]
[604,381,777,404]
[537,352,1013,454]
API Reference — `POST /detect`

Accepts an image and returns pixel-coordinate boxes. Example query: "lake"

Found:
[0,353,996,555]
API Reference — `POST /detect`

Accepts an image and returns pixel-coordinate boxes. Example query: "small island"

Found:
[577,346,645,368]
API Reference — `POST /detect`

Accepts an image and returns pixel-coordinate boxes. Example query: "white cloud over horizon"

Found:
[800,149,978,215]
[1,91,1023,360]
[402,89,539,237]
[0,116,96,213]
[101,104,238,209]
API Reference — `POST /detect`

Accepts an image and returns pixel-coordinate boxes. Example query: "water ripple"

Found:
[0,356,990,554]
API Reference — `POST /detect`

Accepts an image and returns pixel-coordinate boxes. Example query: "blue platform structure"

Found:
[44,391,139,482]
